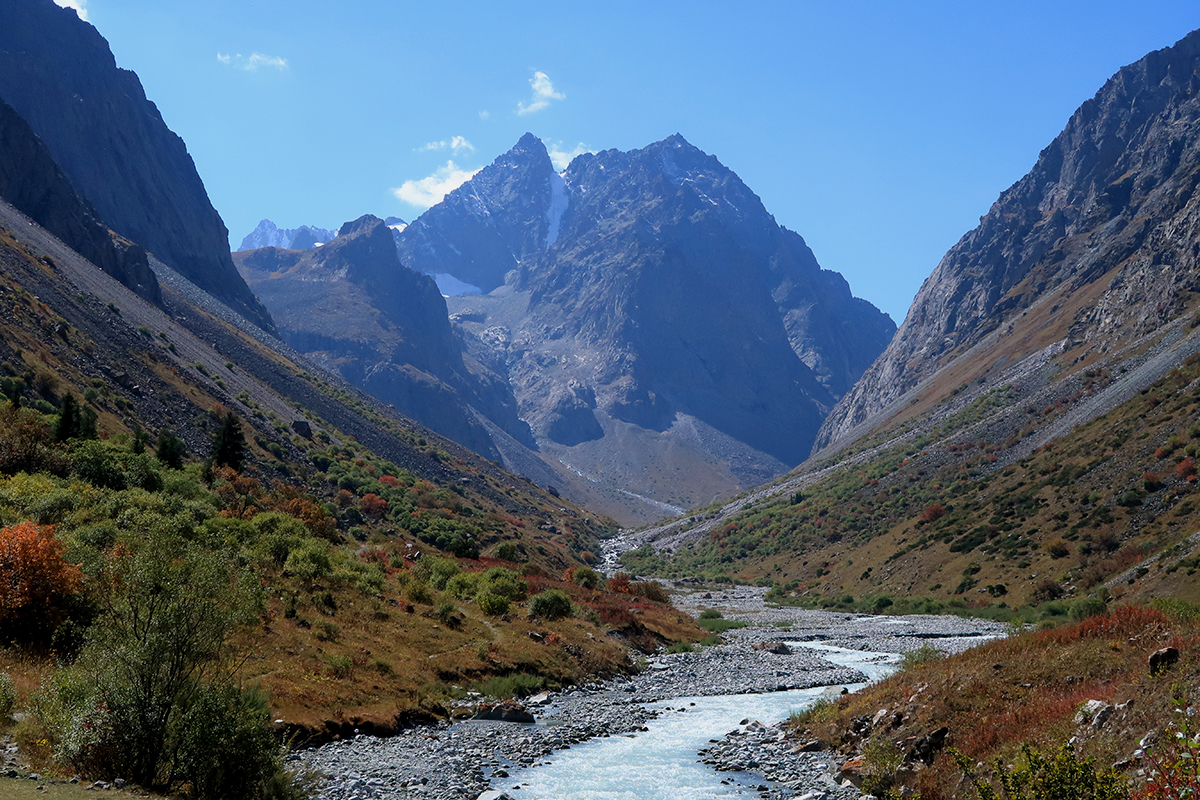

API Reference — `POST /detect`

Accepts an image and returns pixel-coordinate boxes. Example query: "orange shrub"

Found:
[0,521,83,640]
[919,504,947,524]
[361,493,388,518]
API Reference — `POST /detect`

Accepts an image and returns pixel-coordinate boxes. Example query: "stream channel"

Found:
[497,644,900,800]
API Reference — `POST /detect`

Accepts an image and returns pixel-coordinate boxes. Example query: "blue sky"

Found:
[61,0,1199,324]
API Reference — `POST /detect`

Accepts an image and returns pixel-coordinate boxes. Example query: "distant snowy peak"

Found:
[238,219,336,251]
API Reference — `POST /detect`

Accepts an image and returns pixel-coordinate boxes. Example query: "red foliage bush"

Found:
[360,493,388,518]
[0,521,83,640]
[1177,458,1197,478]
[379,474,400,487]
[919,504,947,524]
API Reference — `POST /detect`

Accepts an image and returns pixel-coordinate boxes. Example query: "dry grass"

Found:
[792,605,1200,799]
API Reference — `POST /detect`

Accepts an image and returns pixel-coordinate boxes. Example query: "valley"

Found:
[1,2,1200,799]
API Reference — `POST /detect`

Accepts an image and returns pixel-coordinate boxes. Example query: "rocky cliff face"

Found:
[0,0,274,332]
[0,94,159,303]
[817,28,1200,451]
[401,134,893,518]
[235,215,531,460]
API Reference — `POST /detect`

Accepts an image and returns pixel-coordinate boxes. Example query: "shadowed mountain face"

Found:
[398,134,894,517]
[0,95,159,303]
[236,215,532,461]
[817,28,1200,451]
[0,0,274,332]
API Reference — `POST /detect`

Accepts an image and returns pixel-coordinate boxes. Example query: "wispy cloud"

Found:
[53,0,87,20]
[548,142,592,171]
[392,161,482,208]
[479,110,491,121]
[517,71,565,115]
[217,52,289,71]
[417,136,475,154]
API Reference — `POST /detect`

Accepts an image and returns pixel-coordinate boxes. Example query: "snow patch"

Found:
[545,171,569,247]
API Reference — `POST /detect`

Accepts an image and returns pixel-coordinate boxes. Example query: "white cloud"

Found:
[53,0,87,20]
[216,52,289,71]
[517,71,565,115]
[547,142,592,171]
[392,161,482,208]
[417,136,475,153]
[479,110,490,120]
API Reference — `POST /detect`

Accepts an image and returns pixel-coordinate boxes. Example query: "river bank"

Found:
[298,589,1006,800]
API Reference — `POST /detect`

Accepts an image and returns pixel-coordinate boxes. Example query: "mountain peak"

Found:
[337,214,383,238]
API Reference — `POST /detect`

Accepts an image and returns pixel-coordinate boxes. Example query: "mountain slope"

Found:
[817,27,1200,450]
[235,215,533,461]
[618,27,1200,615]
[398,134,893,520]
[0,0,274,332]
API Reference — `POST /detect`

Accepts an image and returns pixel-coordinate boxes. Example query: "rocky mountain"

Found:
[398,134,894,520]
[235,215,532,461]
[0,94,159,303]
[0,0,274,332]
[817,28,1200,451]
[238,219,336,252]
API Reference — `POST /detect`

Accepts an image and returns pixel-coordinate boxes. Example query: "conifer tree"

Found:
[211,412,246,472]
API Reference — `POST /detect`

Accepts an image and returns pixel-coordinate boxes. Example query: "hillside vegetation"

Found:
[623,341,1200,618]
[0,208,705,797]
[789,604,1200,799]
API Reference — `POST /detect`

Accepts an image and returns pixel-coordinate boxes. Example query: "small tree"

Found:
[211,412,247,472]
[155,427,186,470]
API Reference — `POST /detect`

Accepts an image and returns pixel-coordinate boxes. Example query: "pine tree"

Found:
[211,412,246,472]
[155,428,186,470]
[54,393,78,442]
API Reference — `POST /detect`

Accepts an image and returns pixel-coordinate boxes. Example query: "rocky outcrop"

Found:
[817,28,1200,450]
[400,134,892,516]
[0,0,274,332]
[236,215,532,459]
[0,94,159,303]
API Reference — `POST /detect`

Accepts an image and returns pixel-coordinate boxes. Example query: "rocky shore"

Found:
[297,588,1007,800]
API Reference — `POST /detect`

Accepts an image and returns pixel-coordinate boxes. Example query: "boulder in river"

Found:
[474,700,535,723]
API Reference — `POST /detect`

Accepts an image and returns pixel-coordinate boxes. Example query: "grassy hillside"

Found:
[790,603,1200,799]
[623,343,1200,618]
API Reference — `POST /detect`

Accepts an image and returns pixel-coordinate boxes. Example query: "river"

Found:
[499,644,900,800]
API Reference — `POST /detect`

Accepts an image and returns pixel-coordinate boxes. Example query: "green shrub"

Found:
[446,572,481,600]
[953,742,1127,800]
[406,581,433,605]
[667,642,694,654]
[283,539,333,580]
[426,556,461,590]
[494,542,521,561]
[173,684,282,800]
[699,609,722,620]
[323,654,352,678]
[698,617,747,633]
[474,673,543,699]
[434,601,459,627]
[476,591,509,616]
[1068,596,1107,622]
[529,589,572,620]
[899,644,944,669]
[571,566,602,589]
[479,567,528,601]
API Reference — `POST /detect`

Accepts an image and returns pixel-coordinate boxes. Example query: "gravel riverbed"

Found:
[298,588,1007,800]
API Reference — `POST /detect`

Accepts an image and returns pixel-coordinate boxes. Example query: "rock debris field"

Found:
[299,587,1006,800]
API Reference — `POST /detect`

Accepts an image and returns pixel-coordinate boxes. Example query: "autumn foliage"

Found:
[0,520,83,640]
